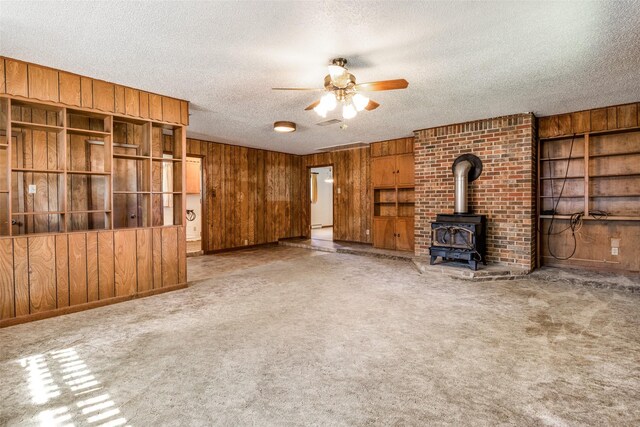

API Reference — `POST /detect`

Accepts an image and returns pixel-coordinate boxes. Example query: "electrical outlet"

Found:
[366,229,370,235]
[337,188,341,194]
[244,239,248,245]
[28,184,37,194]
[611,247,619,256]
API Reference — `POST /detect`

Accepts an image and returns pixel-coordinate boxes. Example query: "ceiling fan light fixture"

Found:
[273,121,297,133]
[313,104,328,118]
[352,93,370,111]
[328,64,346,80]
[321,92,337,111]
[342,104,357,120]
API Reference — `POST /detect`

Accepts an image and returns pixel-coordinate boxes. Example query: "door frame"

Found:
[184,153,208,252]
[307,164,335,240]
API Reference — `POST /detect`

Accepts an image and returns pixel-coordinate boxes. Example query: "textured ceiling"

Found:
[1,1,639,154]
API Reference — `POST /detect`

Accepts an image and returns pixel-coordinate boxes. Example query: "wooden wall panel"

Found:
[188,138,304,252]
[86,232,99,302]
[136,229,153,292]
[114,230,137,296]
[28,236,57,313]
[370,137,414,157]
[0,239,14,319]
[68,233,88,306]
[161,227,178,286]
[1,56,189,125]
[98,232,115,299]
[93,80,115,112]
[5,59,28,97]
[124,88,140,117]
[80,77,93,108]
[114,85,126,115]
[13,238,29,317]
[149,94,163,121]
[152,228,163,289]
[539,102,640,138]
[178,226,187,284]
[181,101,189,125]
[55,235,69,308]
[27,65,59,102]
[0,59,4,93]
[139,92,150,119]
[162,97,181,124]
[59,72,81,106]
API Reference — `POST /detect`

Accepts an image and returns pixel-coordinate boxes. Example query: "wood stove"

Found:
[429,154,487,270]
[430,214,486,270]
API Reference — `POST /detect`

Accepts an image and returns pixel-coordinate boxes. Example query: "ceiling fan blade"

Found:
[304,100,321,111]
[272,87,324,91]
[354,79,409,91]
[365,100,380,111]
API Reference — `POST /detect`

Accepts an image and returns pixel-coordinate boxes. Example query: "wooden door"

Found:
[373,217,396,249]
[396,154,415,187]
[395,217,415,252]
[371,156,397,187]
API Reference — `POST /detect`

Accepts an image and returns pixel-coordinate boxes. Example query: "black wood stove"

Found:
[429,154,487,270]
[430,214,486,270]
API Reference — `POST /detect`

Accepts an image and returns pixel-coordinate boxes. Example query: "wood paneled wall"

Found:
[186,138,304,251]
[1,57,189,126]
[0,226,186,327]
[301,146,372,243]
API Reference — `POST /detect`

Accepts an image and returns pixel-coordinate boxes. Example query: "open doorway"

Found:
[310,166,334,241]
[185,156,203,255]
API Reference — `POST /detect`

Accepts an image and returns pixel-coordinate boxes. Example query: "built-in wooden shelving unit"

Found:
[0,96,185,236]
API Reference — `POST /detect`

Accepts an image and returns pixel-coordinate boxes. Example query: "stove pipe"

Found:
[454,160,472,214]
[452,154,483,214]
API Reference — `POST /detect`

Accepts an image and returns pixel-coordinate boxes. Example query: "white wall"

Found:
[311,166,333,227]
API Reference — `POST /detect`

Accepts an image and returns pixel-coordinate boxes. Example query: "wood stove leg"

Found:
[430,256,437,265]
[469,260,478,271]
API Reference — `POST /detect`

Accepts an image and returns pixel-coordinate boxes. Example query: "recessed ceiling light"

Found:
[273,121,296,133]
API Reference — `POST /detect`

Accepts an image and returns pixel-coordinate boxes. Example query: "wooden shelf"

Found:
[12,168,64,173]
[540,156,584,162]
[590,173,640,179]
[66,127,111,137]
[539,175,583,180]
[590,194,640,198]
[67,170,110,176]
[68,210,112,214]
[113,153,149,160]
[113,191,151,194]
[539,195,583,199]
[589,151,640,159]
[152,157,181,162]
[11,121,63,132]
[152,192,182,195]
[539,215,640,221]
[12,211,64,216]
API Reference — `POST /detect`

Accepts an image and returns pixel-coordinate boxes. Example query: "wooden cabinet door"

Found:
[395,217,415,252]
[396,154,415,187]
[372,156,397,187]
[373,218,396,249]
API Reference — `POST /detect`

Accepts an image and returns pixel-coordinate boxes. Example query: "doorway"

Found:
[185,156,203,254]
[310,166,334,241]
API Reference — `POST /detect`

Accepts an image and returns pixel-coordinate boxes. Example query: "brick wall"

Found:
[414,113,536,271]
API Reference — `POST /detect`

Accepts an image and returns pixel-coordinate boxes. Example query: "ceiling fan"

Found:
[272,58,409,120]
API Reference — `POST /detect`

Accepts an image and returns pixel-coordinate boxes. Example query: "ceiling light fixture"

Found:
[273,121,296,133]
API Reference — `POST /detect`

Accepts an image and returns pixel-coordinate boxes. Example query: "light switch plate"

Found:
[611,247,619,256]
[28,184,37,194]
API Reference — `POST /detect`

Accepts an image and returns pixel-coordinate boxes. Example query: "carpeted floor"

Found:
[0,247,638,426]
